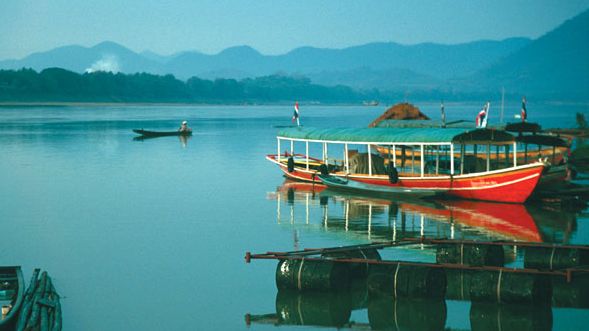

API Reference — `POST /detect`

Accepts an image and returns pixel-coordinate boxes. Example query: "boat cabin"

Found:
[274,127,517,178]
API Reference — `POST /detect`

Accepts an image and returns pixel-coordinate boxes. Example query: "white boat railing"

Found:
[276,136,520,178]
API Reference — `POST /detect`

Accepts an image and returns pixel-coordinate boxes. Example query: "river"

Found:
[0,103,588,330]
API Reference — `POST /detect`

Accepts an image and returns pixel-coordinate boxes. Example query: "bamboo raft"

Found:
[16,269,62,331]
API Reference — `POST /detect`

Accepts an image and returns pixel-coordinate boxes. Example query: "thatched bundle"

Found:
[368,102,429,127]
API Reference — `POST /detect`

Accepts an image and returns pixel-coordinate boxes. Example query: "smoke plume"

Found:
[85,55,120,73]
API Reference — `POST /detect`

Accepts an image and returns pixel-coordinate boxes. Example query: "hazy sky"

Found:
[2,0,589,60]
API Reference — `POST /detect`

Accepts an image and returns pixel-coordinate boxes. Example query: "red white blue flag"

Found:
[476,102,490,128]
[521,97,527,122]
[292,101,300,126]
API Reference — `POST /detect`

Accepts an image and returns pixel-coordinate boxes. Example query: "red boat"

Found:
[266,127,546,203]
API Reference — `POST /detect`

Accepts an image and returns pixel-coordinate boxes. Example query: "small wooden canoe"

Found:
[133,129,192,137]
[0,266,24,331]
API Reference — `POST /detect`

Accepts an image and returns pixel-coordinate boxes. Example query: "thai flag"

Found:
[292,101,300,126]
[521,97,527,122]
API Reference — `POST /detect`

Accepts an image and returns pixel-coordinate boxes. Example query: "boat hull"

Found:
[322,164,543,203]
[267,154,545,203]
[0,266,24,331]
[133,129,192,137]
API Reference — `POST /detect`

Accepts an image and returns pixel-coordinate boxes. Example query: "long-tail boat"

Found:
[0,266,24,331]
[132,129,192,137]
[266,127,545,203]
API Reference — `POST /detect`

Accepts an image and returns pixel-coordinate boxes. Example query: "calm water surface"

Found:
[0,103,588,330]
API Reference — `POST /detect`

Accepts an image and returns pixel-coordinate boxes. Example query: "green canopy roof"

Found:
[375,119,473,129]
[278,127,514,144]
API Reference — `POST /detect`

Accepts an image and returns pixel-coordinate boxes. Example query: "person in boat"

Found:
[179,120,192,133]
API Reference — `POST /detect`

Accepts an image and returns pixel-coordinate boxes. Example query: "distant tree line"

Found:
[0,68,504,104]
[0,68,393,103]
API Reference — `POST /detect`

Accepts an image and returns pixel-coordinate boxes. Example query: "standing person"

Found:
[179,120,192,133]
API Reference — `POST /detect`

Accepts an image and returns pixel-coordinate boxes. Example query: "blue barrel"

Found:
[367,263,446,299]
[276,259,350,291]
[524,246,589,270]
[436,243,504,266]
[322,248,381,277]
[469,270,551,304]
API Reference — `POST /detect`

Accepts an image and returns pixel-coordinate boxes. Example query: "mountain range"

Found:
[1,8,587,100]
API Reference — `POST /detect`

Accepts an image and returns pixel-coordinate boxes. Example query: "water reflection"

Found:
[246,290,358,328]
[470,302,552,331]
[246,288,448,331]
[368,296,447,331]
[132,134,191,147]
[267,180,578,244]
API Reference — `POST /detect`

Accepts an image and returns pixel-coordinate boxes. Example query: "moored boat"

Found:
[0,266,24,331]
[266,127,546,203]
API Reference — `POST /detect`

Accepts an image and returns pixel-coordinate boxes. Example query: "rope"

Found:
[549,246,557,270]
[496,269,503,303]
[297,258,305,290]
[297,293,304,324]
[460,271,464,300]
[393,262,401,298]
[359,249,368,270]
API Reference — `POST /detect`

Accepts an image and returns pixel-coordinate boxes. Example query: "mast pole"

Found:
[500,87,505,124]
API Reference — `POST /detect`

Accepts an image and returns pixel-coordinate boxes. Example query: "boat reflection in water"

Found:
[253,180,583,330]
[267,180,577,244]
[133,133,191,147]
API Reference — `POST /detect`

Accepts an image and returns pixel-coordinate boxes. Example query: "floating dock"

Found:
[246,238,589,306]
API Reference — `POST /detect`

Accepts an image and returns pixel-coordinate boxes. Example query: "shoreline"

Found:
[1,100,588,107]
